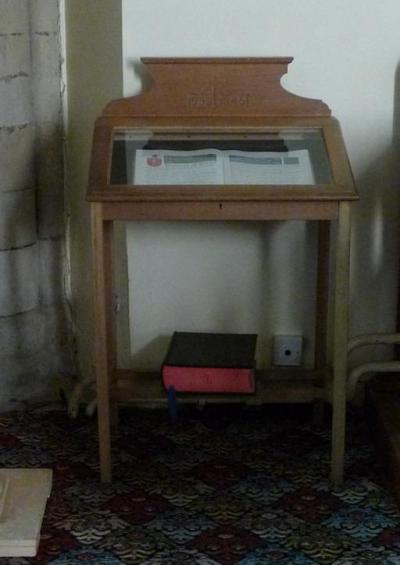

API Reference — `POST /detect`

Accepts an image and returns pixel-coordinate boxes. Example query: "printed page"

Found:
[222,150,315,185]
[134,149,224,185]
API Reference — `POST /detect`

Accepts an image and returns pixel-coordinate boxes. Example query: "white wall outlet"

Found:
[273,335,303,366]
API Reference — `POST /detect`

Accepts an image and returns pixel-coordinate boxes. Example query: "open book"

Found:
[134,148,315,185]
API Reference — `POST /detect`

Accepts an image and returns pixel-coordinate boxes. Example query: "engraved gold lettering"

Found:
[187,88,249,109]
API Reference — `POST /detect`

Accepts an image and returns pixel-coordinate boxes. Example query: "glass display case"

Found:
[87,58,358,484]
[109,129,332,186]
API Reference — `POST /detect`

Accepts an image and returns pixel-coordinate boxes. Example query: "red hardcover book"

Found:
[162,332,257,393]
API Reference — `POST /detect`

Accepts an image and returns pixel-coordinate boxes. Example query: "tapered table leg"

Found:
[91,203,112,482]
[313,221,331,427]
[315,221,331,370]
[331,202,351,486]
[103,220,119,430]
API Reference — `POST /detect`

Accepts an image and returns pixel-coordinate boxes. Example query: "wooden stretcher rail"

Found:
[113,368,328,404]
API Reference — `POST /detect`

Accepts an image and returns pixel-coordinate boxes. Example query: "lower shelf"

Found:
[113,368,328,405]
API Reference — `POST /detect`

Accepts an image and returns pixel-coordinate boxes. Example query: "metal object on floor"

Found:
[347,333,400,399]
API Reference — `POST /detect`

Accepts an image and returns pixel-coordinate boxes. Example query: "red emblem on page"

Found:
[147,154,162,167]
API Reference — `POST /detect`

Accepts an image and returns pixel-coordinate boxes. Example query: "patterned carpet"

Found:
[1,403,400,564]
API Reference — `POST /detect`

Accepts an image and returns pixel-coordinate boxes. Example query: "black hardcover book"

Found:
[162,331,257,393]
[164,331,257,368]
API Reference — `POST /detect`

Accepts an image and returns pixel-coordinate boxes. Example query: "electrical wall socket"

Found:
[273,335,303,366]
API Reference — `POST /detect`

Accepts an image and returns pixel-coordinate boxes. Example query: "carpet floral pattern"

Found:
[1,404,400,564]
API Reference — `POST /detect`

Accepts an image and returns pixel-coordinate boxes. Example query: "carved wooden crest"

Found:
[103,58,331,118]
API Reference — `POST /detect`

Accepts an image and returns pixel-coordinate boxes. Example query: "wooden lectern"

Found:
[87,58,358,484]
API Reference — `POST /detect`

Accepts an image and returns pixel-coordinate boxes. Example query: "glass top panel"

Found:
[110,129,332,186]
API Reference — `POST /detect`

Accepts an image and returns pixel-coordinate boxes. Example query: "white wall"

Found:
[120,0,400,369]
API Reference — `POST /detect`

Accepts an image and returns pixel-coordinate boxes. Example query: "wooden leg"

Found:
[91,203,112,483]
[313,222,330,432]
[103,220,118,430]
[315,221,331,370]
[331,202,351,486]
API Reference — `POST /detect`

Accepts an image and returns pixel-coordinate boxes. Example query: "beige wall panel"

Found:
[0,77,32,127]
[0,349,60,411]
[0,0,29,35]
[0,244,39,317]
[0,34,31,77]
[39,238,65,306]
[31,33,62,125]
[30,0,60,33]
[0,309,45,358]
[65,0,123,378]
[0,125,35,193]
[0,189,36,249]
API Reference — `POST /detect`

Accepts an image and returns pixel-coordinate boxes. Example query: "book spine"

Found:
[162,366,255,393]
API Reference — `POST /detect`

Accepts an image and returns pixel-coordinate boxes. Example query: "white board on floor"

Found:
[0,468,52,557]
